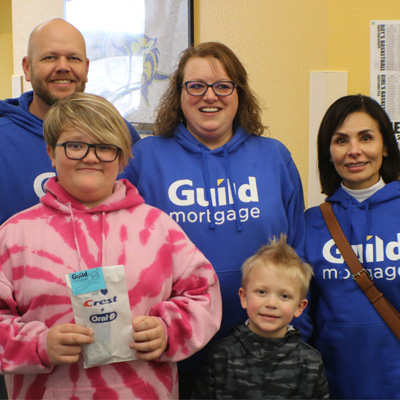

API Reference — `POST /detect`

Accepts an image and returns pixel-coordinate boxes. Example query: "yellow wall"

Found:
[195,0,400,203]
[0,0,13,99]
[328,1,400,95]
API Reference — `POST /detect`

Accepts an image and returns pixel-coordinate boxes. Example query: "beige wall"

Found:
[194,0,400,204]
[2,0,400,204]
[328,1,400,95]
[12,0,64,93]
[0,0,64,99]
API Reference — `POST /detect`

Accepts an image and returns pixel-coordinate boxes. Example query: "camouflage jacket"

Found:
[192,324,329,399]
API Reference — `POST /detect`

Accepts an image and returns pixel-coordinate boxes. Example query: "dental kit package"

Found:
[66,265,137,368]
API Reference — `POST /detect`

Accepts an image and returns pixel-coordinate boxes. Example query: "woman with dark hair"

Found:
[305,94,400,399]
[122,41,306,396]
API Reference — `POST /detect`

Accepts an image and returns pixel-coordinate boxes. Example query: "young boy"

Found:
[192,235,329,399]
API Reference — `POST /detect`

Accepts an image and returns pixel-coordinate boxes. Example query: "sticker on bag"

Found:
[66,265,137,368]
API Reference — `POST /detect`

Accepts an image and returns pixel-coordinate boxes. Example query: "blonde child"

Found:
[192,235,329,399]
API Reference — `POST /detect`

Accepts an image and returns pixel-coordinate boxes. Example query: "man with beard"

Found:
[0,18,140,226]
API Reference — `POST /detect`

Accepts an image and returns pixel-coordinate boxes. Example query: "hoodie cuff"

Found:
[37,330,53,369]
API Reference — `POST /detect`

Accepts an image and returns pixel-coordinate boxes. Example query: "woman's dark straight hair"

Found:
[317,94,400,196]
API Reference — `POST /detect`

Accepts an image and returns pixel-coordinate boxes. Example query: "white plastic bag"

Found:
[66,265,137,368]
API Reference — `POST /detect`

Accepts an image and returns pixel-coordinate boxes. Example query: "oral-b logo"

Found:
[90,312,117,323]
[168,177,259,207]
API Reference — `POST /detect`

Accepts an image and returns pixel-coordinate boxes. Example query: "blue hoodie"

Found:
[305,181,400,399]
[123,123,306,339]
[0,91,140,225]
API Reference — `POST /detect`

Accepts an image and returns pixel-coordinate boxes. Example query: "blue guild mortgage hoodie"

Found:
[0,91,140,225]
[305,181,400,399]
[123,123,307,340]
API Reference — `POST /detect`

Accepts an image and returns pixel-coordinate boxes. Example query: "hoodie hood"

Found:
[174,123,253,231]
[41,176,145,214]
[232,324,301,360]
[39,177,145,270]
[0,91,43,138]
[326,181,400,244]
[175,122,251,155]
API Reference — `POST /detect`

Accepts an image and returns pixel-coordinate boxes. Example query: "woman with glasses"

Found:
[121,42,306,397]
[0,93,222,399]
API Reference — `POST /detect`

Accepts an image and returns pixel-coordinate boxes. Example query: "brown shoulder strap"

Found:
[320,202,400,341]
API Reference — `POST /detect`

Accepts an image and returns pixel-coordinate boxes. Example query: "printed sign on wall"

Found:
[370,20,400,146]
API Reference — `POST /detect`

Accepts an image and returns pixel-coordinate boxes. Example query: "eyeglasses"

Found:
[182,81,237,96]
[56,141,121,162]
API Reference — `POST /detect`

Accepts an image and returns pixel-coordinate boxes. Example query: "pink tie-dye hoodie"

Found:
[0,177,222,399]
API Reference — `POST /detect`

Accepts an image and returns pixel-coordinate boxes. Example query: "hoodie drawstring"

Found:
[223,146,243,232]
[67,203,107,270]
[199,145,243,232]
[200,146,216,229]
[101,212,106,265]
[68,202,85,270]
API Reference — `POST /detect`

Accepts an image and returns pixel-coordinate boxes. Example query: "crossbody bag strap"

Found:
[320,201,400,341]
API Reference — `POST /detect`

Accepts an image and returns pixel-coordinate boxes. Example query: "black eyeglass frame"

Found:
[55,141,121,162]
[181,80,237,97]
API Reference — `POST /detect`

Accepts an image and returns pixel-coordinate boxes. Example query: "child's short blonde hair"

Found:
[241,235,313,299]
[43,93,132,172]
